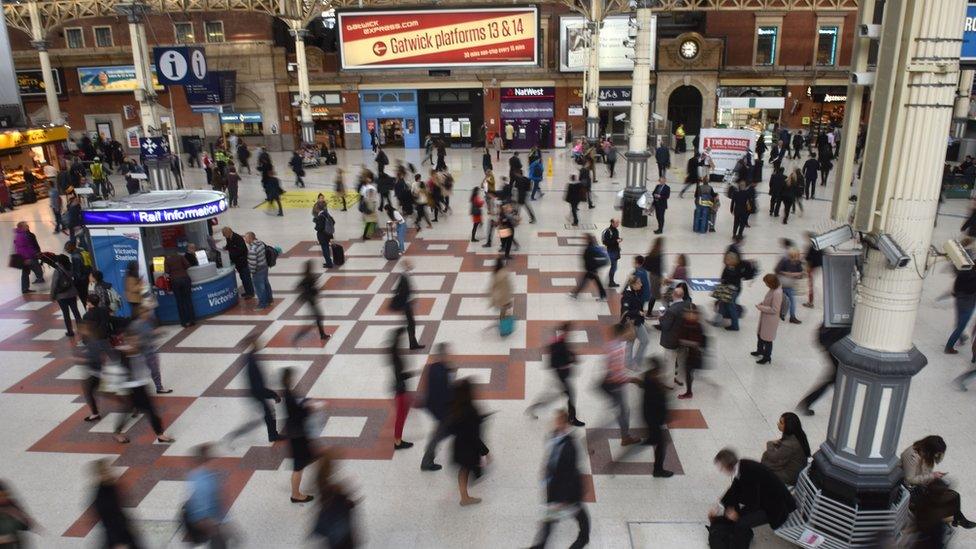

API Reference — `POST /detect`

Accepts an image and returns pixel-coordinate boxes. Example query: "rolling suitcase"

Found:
[383,221,401,260]
[331,242,345,266]
[499,315,515,337]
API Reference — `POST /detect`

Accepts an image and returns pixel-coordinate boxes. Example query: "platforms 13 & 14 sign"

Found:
[337,7,539,69]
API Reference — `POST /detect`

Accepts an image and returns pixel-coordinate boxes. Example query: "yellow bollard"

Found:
[546,156,553,178]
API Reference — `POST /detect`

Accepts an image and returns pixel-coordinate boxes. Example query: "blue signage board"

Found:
[154,271,239,324]
[185,70,235,105]
[964,4,976,63]
[139,137,171,160]
[219,112,263,124]
[687,278,721,292]
[190,105,223,114]
[83,197,228,227]
[91,233,141,318]
[152,46,208,85]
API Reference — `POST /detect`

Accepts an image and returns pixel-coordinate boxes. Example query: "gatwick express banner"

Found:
[337,7,539,70]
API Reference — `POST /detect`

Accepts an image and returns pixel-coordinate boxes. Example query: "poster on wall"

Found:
[17,69,63,97]
[460,119,471,138]
[78,65,164,94]
[559,15,657,72]
[430,118,441,134]
[125,126,141,149]
[343,113,361,134]
[90,231,142,318]
[699,128,757,173]
[450,121,462,138]
[337,7,539,70]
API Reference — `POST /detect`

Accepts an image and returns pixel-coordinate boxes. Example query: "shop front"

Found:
[293,92,345,149]
[359,90,420,149]
[219,112,264,138]
[500,87,555,149]
[806,86,848,138]
[82,190,237,323]
[716,87,786,141]
[419,89,485,149]
[0,125,68,205]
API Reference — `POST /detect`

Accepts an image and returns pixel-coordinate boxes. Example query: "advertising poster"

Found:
[559,15,657,72]
[78,65,164,94]
[430,118,441,134]
[17,69,63,97]
[699,128,757,174]
[91,231,142,318]
[344,113,361,134]
[338,7,539,69]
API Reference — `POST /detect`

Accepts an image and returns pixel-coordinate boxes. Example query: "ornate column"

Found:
[584,0,602,144]
[620,2,653,228]
[115,1,160,135]
[26,1,61,124]
[290,25,315,144]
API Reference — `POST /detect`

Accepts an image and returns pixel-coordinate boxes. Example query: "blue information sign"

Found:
[152,46,208,85]
[139,137,171,160]
[83,197,228,227]
[963,4,976,63]
[91,233,141,318]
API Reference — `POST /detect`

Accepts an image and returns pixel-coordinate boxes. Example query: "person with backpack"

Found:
[88,270,122,317]
[313,203,336,269]
[602,219,622,288]
[570,234,608,301]
[360,187,380,240]
[50,254,82,337]
[164,252,195,327]
[90,157,110,198]
[246,232,275,310]
[528,156,545,200]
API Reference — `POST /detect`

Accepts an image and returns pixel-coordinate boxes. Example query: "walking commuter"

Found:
[50,255,82,337]
[605,140,618,179]
[242,335,281,442]
[529,155,545,200]
[261,170,284,216]
[565,175,585,226]
[602,219,622,288]
[361,187,379,240]
[390,260,425,350]
[79,295,113,422]
[620,276,649,370]
[289,151,306,187]
[780,173,799,224]
[482,147,493,174]
[389,327,416,451]
[375,145,389,175]
[310,451,359,548]
[651,177,670,234]
[509,151,523,181]
[335,168,349,211]
[469,187,485,242]
[775,249,805,324]
[514,170,536,223]
[655,141,671,178]
[580,161,595,209]
[222,227,255,299]
[570,234,608,300]
[185,443,231,546]
[497,203,519,259]
[768,166,786,217]
[293,261,330,342]
[164,250,195,327]
[236,141,251,174]
[421,343,455,471]
[730,181,755,238]
[676,305,705,400]
[791,131,804,159]
[245,232,274,309]
[112,334,175,444]
[527,410,591,549]
[753,274,784,364]
[601,323,640,446]
[526,322,585,426]
[713,251,747,331]
[449,379,489,506]
[91,459,141,549]
[797,324,850,415]
[819,154,833,186]
[489,258,514,323]
[130,305,171,394]
[629,358,675,477]
[659,285,691,385]
[945,264,976,354]
[281,368,315,503]
[225,165,240,207]
[802,153,819,199]
[679,154,701,198]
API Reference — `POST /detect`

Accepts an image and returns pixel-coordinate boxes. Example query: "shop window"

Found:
[380,93,398,102]
[399,92,415,102]
[93,26,113,48]
[64,27,84,49]
[362,93,380,103]
[816,25,840,66]
[755,25,779,66]
[205,21,225,43]
[174,22,195,44]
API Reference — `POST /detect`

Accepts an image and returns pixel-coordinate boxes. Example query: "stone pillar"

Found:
[584,0,602,145]
[951,69,974,139]
[26,1,61,124]
[115,2,159,136]
[624,4,653,191]
[290,26,315,144]
[781,0,967,545]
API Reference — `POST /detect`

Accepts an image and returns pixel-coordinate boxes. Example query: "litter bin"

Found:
[621,187,648,228]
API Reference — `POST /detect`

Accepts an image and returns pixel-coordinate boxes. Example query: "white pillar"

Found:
[952,69,974,139]
[26,1,61,125]
[116,2,160,136]
[291,25,315,145]
[624,5,653,191]
[584,0,602,144]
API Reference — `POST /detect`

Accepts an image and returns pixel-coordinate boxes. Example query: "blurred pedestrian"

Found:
[629,358,674,477]
[601,323,640,447]
[421,343,455,471]
[389,327,416,451]
[281,367,315,503]
[293,261,330,342]
[526,322,585,427]
[449,379,489,506]
[311,450,359,548]
[570,234,608,300]
[91,460,139,549]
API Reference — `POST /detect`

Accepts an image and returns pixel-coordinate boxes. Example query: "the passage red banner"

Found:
[337,7,540,70]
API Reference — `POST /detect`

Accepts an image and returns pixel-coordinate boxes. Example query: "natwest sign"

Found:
[337,7,539,70]
[502,87,555,100]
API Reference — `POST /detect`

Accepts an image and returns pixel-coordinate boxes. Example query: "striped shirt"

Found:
[247,240,268,273]
[604,339,628,384]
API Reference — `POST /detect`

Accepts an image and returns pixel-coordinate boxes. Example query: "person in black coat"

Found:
[513,170,536,223]
[450,379,489,506]
[651,177,671,234]
[768,166,786,217]
[222,227,255,298]
[289,151,306,187]
[528,409,590,549]
[292,261,329,342]
[282,367,315,503]
[730,183,755,239]
[711,448,797,548]
[628,359,674,478]
[242,336,281,442]
[659,286,691,385]
[509,151,523,181]
[802,153,820,200]
[376,146,389,175]
[565,175,585,226]
[421,343,455,471]
[655,143,671,178]
[91,459,141,549]
[797,324,851,416]
[570,234,608,300]
[526,322,585,426]
[390,260,424,349]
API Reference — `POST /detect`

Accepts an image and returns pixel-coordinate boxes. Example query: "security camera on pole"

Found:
[621,1,654,228]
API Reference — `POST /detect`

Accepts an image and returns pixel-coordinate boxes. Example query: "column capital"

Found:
[289,28,310,40]
[31,40,49,52]
[113,2,152,24]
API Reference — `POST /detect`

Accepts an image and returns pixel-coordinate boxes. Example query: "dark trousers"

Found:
[318,237,334,268]
[947,294,976,349]
[171,276,195,326]
[756,337,773,360]
[820,169,830,186]
[556,368,579,422]
[83,375,100,416]
[805,176,817,199]
[267,197,283,215]
[20,265,31,293]
[404,304,420,347]
[116,384,164,435]
[654,207,666,232]
[607,251,620,286]
[573,270,606,299]
[519,201,536,222]
[607,161,616,177]
[57,297,82,334]
[502,236,514,259]
[531,505,590,549]
[800,357,839,410]
[252,390,279,441]
[770,196,782,216]
[730,509,768,549]
[733,213,749,238]
[421,415,449,467]
[657,163,667,178]
[569,203,579,225]
[53,208,64,232]
[235,263,254,296]
[782,199,795,223]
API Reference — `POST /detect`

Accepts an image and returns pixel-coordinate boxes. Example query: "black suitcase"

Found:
[383,221,400,260]
[331,242,345,266]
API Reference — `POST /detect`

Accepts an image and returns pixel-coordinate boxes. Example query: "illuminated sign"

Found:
[337,7,539,69]
[78,65,164,94]
[83,198,228,226]
[17,69,63,97]
[0,125,69,150]
[559,15,657,72]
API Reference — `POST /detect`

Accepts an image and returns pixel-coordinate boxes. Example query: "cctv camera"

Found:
[876,233,910,269]
[851,72,876,86]
[859,24,881,39]
[811,225,855,251]
[944,240,975,271]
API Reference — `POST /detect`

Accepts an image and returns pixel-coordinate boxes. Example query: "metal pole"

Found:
[26,1,62,125]
[781,1,967,545]
[584,0,602,145]
[291,24,314,145]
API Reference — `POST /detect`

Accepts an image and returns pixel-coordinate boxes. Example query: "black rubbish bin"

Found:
[621,187,648,228]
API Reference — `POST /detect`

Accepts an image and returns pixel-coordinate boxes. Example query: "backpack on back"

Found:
[265,245,280,267]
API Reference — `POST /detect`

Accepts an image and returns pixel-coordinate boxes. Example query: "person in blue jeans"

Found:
[246,232,274,309]
[946,267,976,354]
[775,249,805,325]
[529,157,545,200]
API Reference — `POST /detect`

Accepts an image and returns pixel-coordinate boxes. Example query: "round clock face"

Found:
[680,40,699,59]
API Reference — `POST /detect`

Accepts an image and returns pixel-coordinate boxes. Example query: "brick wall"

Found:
[705,11,857,67]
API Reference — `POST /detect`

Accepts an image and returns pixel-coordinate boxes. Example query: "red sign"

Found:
[338,7,539,70]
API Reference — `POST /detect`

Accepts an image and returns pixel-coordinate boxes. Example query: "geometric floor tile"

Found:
[320,415,368,437]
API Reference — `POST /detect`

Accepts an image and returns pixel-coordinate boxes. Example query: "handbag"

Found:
[8,253,24,270]
[498,227,513,238]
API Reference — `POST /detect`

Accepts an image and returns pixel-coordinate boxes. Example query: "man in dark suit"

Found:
[711,448,796,548]
[651,177,671,235]
[529,410,590,549]
[222,227,254,298]
[421,343,454,471]
[391,260,424,350]
[526,322,585,426]
[655,142,671,178]
[243,336,281,442]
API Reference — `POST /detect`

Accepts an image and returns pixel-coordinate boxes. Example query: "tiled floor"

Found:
[0,147,972,548]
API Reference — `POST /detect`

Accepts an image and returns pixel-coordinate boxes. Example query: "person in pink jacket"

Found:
[13,221,43,294]
[751,274,783,364]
